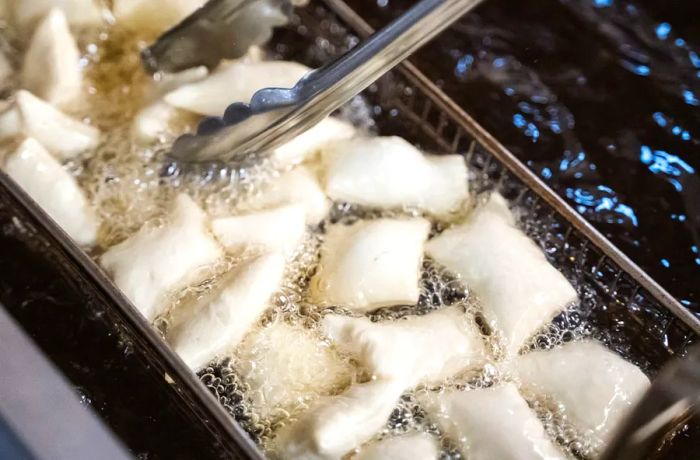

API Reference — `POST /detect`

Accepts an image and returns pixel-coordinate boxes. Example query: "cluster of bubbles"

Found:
[47,16,653,460]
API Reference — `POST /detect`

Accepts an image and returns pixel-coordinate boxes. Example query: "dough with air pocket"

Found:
[421,383,566,460]
[322,305,486,386]
[311,218,430,311]
[100,194,223,321]
[513,340,651,449]
[322,136,468,215]
[426,193,577,355]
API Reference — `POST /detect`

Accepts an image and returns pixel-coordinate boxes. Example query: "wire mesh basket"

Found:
[284,0,700,365]
[0,0,698,458]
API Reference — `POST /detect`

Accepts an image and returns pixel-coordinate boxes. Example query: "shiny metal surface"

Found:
[169,0,485,162]
[600,344,700,460]
[0,304,130,460]
[142,0,293,74]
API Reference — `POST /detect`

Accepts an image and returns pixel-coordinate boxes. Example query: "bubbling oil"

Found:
[1,15,639,460]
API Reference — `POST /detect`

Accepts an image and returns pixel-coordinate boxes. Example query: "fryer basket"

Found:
[0,0,698,458]
[297,0,699,363]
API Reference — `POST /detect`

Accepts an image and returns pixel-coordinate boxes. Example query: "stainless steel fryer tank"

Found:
[0,0,698,458]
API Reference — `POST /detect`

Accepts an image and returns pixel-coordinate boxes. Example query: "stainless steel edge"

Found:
[0,171,264,460]
[0,304,131,460]
[320,0,700,336]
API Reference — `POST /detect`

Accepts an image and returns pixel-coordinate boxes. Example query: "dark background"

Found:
[346,0,700,316]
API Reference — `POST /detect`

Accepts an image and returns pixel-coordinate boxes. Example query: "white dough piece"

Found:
[150,66,210,96]
[354,433,439,460]
[212,204,307,257]
[131,101,182,144]
[132,67,209,143]
[0,91,100,160]
[514,340,650,447]
[322,136,468,215]
[3,138,99,246]
[482,191,516,225]
[113,0,205,32]
[322,306,485,385]
[21,9,82,108]
[169,253,285,370]
[276,380,404,460]
[237,322,351,418]
[311,218,430,311]
[164,60,310,116]
[100,194,223,321]
[245,166,330,225]
[422,383,566,460]
[426,194,577,355]
[0,104,20,138]
[11,0,103,30]
[273,117,356,167]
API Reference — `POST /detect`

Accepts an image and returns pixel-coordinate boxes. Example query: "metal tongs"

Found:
[144,0,484,163]
[600,344,700,460]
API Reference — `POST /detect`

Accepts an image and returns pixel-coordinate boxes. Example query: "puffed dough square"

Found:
[0,91,100,160]
[212,204,307,257]
[243,166,330,225]
[275,380,405,460]
[273,117,356,167]
[421,383,566,460]
[237,322,352,418]
[322,305,486,386]
[21,9,82,109]
[100,194,223,321]
[311,218,431,311]
[322,136,468,215]
[513,340,650,449]
[169,252,286,371]
[426,193,577,355]
[164,60,310,116]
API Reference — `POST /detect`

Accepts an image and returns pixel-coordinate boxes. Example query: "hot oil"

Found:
[0,8,685,460]
[192,198,607,459]
[64,25,284,251]
[69,21,636,460]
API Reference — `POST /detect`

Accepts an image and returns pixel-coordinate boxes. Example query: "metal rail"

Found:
[0,305,131,460]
